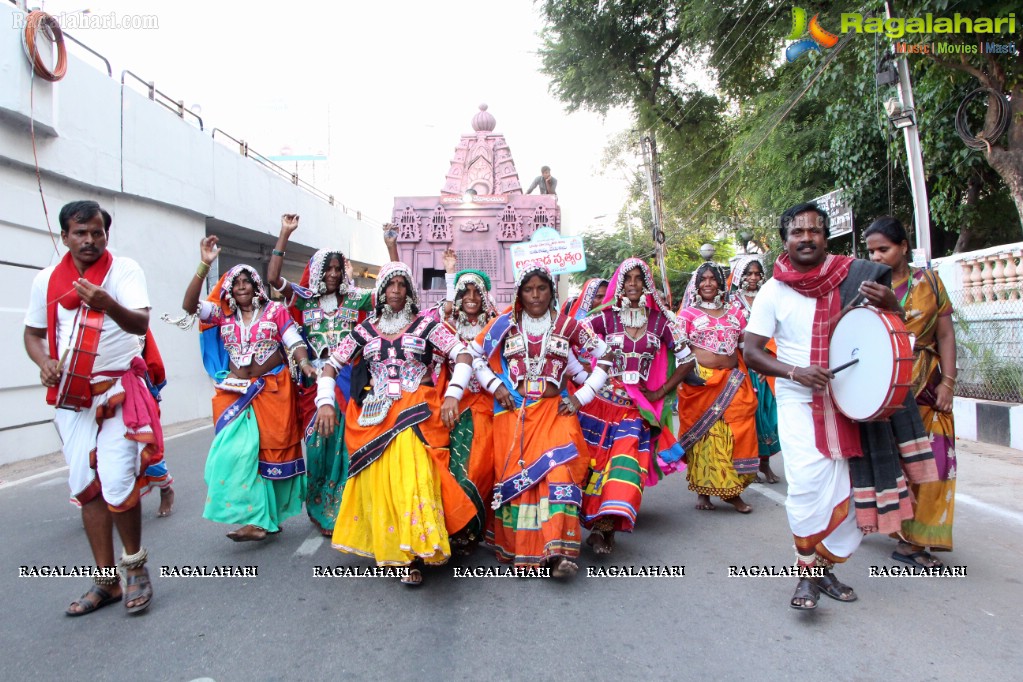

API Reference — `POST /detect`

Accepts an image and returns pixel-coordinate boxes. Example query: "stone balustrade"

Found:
[958,248,1023,304]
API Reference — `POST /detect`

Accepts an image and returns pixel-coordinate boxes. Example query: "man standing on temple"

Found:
[526,166,557,195]
[23,200,163,616]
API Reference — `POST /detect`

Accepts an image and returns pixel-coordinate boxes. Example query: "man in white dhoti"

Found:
[23,201,163,616]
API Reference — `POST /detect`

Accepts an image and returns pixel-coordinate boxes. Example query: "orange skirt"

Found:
[490,397,589,568]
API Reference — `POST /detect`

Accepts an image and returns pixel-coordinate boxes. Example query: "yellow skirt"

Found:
[686,419,756,498]
[331,428,450,566]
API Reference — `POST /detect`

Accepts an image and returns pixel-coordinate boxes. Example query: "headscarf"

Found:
[680,261,727,310]
[293,249,348,299]
[601,258,679,421]
[727,255,765,313]
[198,264,270,378]
[514,262,558,317]
[453,268,498,320]
[372,261,419,317]
[568,278,608,320]
[727,255,763,294]
[204,264,269,322]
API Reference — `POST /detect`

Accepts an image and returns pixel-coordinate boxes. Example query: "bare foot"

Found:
[723,495,752,513]
[586,531,615,555]
[157,487,175,517]
[759,460,780,484]
[550,557,579,578]
[695,494,716,511]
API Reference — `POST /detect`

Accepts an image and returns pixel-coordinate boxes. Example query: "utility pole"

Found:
[885,0,932,263]
[641,134,672,305]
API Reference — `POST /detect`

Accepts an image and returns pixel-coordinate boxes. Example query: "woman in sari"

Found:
[577,258,693,554]
[313,262,475,587]
[266,215,399,535]
[676,262,759,513]
[729,255,782,484]
[182,236,316,542]
[429,249,501,551]
[472,263,609,577]
[864,216,957,567]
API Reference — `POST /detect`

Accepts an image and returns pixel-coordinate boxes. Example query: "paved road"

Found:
[1,427,1021,681]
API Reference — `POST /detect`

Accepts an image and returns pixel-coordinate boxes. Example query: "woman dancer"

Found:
[865,216,957,567]
[729,255,782,484]
[472,263,609,577]
[432,249,501,550]
[676,262,759,513]
[266,215,398,534]
[313,262,475,587]
[183,236,315,541]
[577,258,693,554]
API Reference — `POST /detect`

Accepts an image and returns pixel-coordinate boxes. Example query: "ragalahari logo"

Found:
[785,7,839,61]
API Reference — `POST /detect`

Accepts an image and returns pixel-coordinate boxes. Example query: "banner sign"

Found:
[510,226,586,278]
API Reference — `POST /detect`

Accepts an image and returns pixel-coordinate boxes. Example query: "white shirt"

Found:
[745,278,816,405]
[25,256,151,375]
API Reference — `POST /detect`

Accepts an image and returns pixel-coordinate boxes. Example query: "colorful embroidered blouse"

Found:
[327,315,465,426]
[198,300,296,368]
[677,305,745,356]
[291,289,372,357]
[587,308,688,387]
[501,315,600,394]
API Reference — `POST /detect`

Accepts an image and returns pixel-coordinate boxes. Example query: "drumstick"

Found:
[831,358,859,374]
[56,348,70,373]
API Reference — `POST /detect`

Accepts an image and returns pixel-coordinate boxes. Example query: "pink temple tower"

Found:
[391,104,560,308]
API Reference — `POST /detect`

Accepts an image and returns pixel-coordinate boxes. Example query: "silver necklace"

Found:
[520,311,552,337]
[697,298,724,310]
[456,312,486,341]
[618,301,648,328]
[320,293,340,314]
[376,301,414,335]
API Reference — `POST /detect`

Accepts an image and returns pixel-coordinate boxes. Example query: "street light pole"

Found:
[885,0,932,263]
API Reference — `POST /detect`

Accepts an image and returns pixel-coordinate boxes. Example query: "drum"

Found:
[829,305,914,421]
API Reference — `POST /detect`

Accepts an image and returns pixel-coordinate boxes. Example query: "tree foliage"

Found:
[540,0,1023,262]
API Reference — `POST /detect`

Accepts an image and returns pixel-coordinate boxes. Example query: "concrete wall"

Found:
[0,2,386,464]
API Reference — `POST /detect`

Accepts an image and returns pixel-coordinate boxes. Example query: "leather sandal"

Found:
[66,583,121,617]
[124,566,153,614]
[790,577,819,610]
[816,571,857,602]
[226,525,268,542]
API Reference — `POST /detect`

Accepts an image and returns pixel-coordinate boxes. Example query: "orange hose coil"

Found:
[23,10,68,82]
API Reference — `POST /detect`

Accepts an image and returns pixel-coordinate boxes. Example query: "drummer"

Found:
[743,201,937,611]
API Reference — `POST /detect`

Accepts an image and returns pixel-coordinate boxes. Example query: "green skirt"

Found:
[749,370,781,458]
[305,405,348,533]
[203,405,305,532]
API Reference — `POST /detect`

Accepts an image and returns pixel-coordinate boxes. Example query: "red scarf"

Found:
[45,250,114,405]
[773,253,861,459]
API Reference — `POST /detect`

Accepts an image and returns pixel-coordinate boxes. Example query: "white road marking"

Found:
[746,482,787,505]
[165,423,213,441]
[0,423,212,492]
[0,466,68,490]
[956,493,1023,527]
[294,531,326,557]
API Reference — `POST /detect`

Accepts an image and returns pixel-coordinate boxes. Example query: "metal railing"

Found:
[121,70,204,131]
[949,287,1023,403]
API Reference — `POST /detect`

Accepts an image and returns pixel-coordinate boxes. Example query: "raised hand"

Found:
[280,214,300,236]
[200,235,221,264]
[382,223,398,247]
[443,248,457,274]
